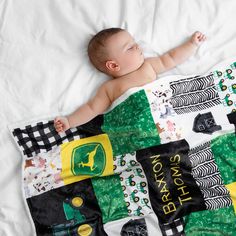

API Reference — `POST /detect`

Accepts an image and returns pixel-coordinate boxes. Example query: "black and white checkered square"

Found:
[160,218,185,236]
[12,120,84,158]
[12,115,104,159]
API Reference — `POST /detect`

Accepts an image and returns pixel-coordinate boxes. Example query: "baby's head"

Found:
[88,28,144,77]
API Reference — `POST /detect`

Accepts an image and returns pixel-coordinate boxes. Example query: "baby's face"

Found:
[105,31,144,75]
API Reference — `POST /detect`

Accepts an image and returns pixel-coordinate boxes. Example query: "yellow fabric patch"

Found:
[226,182,236,213]
[60,134,113,185]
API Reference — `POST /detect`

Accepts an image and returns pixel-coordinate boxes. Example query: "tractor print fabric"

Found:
[11,60,236,235]
[213,63,236,113]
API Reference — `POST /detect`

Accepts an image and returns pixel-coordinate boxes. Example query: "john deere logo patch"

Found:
[60,134,114,185]
[72,143,105,176]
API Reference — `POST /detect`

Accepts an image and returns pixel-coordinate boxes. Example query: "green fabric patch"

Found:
[211,132,236,184]
[184,206,236,235]
[91,174,128,224]
[102,90,160,156]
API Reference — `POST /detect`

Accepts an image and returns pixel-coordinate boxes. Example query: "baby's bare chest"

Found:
[111,69,156,101]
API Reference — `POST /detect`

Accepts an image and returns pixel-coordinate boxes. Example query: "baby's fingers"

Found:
[54,120,60,126]
[56,128,63,133]
[55,123,62,128]
[199,35,206,42]
[54,117,61,123]
[198,32,206,39]
[56,125,64,132]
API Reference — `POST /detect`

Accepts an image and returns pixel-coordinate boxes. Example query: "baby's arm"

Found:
[54,84,111,132]
[146,31,206,75]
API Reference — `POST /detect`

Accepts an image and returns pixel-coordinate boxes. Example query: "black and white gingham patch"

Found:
[159,218,185,236]
[12,120,81,158]
[12,116,104,158]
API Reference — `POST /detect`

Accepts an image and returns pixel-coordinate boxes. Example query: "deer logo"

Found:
[78,145,99,171]
[71,141,106,176]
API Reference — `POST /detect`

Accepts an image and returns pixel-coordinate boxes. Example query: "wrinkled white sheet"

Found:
[1,0,236,235]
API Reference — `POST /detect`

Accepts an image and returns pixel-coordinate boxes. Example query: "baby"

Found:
[54,28,206,132]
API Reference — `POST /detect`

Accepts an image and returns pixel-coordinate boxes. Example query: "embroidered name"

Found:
[150,154,192,215]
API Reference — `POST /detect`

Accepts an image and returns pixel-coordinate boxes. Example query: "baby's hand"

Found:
[54,116,70,133]
[190,31,206,46]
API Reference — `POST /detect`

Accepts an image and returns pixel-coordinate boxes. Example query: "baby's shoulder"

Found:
[99,79,117,97]
[142,59,157,73]
[102,77,126,102]
[138,60,157,80]
[102,78,116,91]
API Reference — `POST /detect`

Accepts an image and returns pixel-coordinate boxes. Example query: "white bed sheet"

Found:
[1,0,236,235]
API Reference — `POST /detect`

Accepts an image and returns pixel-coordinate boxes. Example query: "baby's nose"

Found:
[135,44,141,50]
[137,44,143,53]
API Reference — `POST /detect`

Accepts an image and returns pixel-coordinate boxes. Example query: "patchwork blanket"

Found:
[10,60,236,236]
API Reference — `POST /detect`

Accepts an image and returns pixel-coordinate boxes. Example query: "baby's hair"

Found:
[87,27,124,73]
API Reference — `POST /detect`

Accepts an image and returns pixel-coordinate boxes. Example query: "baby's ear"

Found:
[105,60,120,72]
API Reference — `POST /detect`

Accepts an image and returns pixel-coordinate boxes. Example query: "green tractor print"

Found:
[229,84,236,94]
[130,190,140,203]
[125,190,140,208]
[213,70,223,78]
[127,206,143,216]
[125,174,136,186]
[230,62,236,70]
[133,206,144,216]
[224,69,235,80]
[136,182,147,194]
[133,168,145,178]
[122,185,126,192]
[127,160,137,169]
[223,94,233,106]
[63,196,86,222]
[52,222,94,236]
[118,155,126,166]
[113,154,126,170]
[140,198,151,209]
[217,79,227,91]
[126,167,144,178]
[52,196,94,236]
